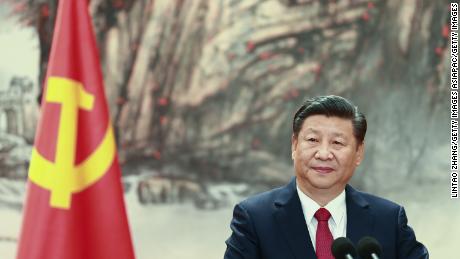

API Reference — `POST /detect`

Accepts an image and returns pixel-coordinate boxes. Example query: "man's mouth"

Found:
[311,166,334,174]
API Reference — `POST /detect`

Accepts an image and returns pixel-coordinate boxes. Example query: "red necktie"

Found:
[314,208,334,259]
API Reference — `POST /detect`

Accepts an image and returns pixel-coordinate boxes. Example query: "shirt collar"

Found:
[296,184,346,225]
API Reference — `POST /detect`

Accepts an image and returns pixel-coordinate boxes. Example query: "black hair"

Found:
[292,95,367,144]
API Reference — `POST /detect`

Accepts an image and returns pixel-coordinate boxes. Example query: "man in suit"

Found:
[224,95,428,259]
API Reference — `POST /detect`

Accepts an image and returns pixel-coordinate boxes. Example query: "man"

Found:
[224,95,428,259]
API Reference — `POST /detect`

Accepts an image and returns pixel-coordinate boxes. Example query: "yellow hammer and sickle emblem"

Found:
[28,77,116,209]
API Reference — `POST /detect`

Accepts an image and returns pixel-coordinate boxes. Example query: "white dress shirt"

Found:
[296,184,347,251]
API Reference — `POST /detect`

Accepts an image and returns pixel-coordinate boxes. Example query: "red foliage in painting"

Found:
[152,150,161,160]
[158,97,169,106]
[259,51,272,60]
[246,41,255,53]
[362,11,370,21]
[113,0,124,9]
[442,25,450,38]
[40,4,49,18]
[434,47,443,56]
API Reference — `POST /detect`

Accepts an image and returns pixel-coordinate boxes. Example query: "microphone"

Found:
[331,237,357,259]
[357,236,382,259]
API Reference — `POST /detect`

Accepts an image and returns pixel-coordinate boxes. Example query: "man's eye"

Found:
[333,141,343,145]
[307,138,318,142]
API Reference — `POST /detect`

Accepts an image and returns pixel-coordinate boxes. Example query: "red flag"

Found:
[16,0,136,258]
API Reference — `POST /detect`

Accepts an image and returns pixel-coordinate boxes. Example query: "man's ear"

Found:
[291,134,297,160]
[356,141,365,166]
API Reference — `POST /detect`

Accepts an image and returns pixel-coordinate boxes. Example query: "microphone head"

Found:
[357,236,382,259]
[331,237,357,259]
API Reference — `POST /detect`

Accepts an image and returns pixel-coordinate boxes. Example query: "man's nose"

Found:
[315,144,333,160]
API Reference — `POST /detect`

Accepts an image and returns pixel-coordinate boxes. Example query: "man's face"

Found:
[291,115,364,196]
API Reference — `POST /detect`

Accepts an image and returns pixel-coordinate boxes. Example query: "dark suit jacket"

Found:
[224,177,428,259]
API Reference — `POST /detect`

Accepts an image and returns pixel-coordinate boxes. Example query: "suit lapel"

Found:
[273,178,316,259]
[345,185,375,246]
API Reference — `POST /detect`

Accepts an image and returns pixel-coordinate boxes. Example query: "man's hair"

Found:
[292,95,367,144]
